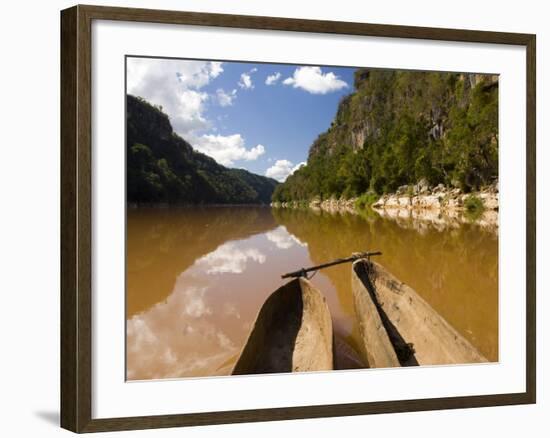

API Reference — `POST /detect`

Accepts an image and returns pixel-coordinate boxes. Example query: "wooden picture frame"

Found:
[61,4,536,433]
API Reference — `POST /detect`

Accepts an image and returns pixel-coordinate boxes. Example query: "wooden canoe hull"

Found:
[232,278,333,375]
[352,259,488,366]
[351,263,401,369]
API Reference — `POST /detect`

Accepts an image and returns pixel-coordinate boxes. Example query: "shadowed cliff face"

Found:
[126,95,278,204]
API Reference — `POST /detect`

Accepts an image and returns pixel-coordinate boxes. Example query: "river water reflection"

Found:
[126,206,498,380]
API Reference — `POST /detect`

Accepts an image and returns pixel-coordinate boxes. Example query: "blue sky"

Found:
[127,57,356,181]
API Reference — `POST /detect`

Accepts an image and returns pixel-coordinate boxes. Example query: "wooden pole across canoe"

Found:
[281,251,382,279]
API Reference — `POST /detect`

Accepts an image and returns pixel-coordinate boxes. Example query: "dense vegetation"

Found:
[273,69,498,202]
[127,95,278,204]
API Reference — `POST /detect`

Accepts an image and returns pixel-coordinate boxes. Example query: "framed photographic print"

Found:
[60,4,536,433]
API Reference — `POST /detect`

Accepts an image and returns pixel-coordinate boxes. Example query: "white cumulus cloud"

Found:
[193,134,265,166]
[238,73,253,89]
[209,62,224,78]
[265,160,306,182]
[127,58,267,168]
[216,88,237,107]
[238,68,257,90]
[127,58,223,134]
[265,72,281,85]
[283,66,348,94]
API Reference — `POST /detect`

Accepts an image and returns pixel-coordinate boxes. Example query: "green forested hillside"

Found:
[273,69,498,202]
[127,95,278,204]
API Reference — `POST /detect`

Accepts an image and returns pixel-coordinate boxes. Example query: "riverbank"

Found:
[271,180,499,231]
[371,180,498,212]
[370,181,498,230]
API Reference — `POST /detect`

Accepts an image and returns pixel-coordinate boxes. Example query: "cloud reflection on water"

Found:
[127,231,308,380]
[126,277,239,379]
[127,222,334,380]
[127,206,499,380]
[266,225,308,249]
[196,242,266,274]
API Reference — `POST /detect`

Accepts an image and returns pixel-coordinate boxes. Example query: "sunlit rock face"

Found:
[370,181,498,232]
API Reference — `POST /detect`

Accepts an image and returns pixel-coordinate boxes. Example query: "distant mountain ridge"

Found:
[126,94,278,204]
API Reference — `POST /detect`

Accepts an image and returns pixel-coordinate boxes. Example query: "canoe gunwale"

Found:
[232,277,333,375]
[352,259,488,366]
[353,261,418,366]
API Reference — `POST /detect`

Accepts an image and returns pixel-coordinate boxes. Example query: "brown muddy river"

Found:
[126,206,498,380]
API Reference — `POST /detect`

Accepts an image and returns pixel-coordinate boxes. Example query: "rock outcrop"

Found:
[372,180,498,214]
[272,180,498,232]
